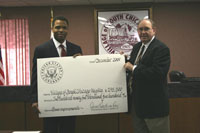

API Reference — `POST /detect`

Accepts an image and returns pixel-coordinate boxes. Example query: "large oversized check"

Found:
[37,54,128,117]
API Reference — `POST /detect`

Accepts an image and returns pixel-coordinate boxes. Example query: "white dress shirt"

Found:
[52,37,67,57]
[132,36,155,71]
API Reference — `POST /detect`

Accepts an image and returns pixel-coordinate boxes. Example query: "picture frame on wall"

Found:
[95,8,152,55]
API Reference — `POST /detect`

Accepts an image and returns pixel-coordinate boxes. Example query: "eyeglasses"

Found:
[138,27,151,32]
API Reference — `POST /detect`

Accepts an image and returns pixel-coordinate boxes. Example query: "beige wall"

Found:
[153,3,200,77]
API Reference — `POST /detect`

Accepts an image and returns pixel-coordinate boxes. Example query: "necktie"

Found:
[59,44,66,57]
[128,45,145,95]
[134,45,145,65]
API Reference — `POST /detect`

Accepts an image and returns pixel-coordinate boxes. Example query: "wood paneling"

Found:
[1,98,200,133]
[0,102,25,130]
[170,98,200,133]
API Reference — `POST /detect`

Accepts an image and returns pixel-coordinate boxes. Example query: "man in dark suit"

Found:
[124,19,170,133]
[30,16,82,133]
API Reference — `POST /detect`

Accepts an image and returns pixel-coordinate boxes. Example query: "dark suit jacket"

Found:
[128,38,170,119]
[30,39,82,103]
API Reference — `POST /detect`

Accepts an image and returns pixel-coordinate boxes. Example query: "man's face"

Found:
[52,20,68,43]
[137,20,155,44]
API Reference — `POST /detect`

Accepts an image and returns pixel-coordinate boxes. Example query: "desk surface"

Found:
[0,82,200,102]
[0,86,30,102]
[168,82,200,98]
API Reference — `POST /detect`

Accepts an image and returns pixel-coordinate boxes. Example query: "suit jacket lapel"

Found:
[130,42,142,64]
[49,39,59,57]
[141,38,156,60]
[66,41,75,56]
[66,42,71,56]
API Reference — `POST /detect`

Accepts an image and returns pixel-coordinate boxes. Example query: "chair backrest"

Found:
[169,70,186,82]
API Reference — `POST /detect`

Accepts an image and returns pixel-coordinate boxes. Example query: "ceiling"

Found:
[0,0,199,7]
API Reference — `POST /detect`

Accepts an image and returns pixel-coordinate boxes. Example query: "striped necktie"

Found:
[128,45,145,95]
[134,45,145,65]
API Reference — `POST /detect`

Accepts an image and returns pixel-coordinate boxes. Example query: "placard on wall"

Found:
[96,9,151,55]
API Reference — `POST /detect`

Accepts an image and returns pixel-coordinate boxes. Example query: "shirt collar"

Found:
[52,36,67,49]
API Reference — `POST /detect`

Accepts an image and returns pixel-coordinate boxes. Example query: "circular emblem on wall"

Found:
[100,13,140,54]
[40,61,63,84]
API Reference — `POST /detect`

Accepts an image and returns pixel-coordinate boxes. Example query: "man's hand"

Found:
[124,62,134,71]
[32,102,41,114]
[73,53,82,58]
[120,51,129,61]
[119,51,124,55]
